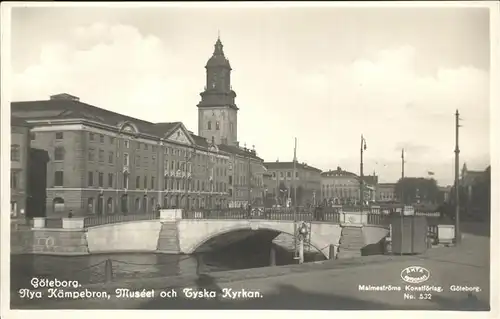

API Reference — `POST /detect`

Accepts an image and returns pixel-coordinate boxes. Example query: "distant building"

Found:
[263,161,321,206]
[460,163,486,201]
[320,167,377,205]
[376,183,397,202]
[10,117,30,219]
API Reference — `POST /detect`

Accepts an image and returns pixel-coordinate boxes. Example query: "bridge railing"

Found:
[83,213,158,228]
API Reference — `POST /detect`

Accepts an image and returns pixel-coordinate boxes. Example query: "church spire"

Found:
[213,36,224,56]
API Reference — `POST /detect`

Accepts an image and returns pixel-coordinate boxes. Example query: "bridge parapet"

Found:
[26,206,442,230]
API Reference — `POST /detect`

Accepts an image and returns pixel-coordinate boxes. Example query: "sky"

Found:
[8,4,493,185]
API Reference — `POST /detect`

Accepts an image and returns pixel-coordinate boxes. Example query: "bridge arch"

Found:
[180,221,331,258]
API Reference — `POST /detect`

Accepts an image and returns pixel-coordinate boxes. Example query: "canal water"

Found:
[11,245,325,291]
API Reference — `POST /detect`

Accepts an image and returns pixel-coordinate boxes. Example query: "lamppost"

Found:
[296,222,309,264]
[360,135,367,209]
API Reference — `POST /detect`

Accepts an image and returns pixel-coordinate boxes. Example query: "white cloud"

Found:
[12,23,489,185]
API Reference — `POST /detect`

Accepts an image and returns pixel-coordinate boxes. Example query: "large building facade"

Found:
[11,37,265,216]
[10,117,30,219]
[263,161,321,206]
[320,167,377,205]
[376,183,397,202]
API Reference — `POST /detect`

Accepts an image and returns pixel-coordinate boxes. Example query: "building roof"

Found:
[378,183,397,187]
[361,175,378,186]
[11,116,29,127]
[219,144,263,161]
[321,167,357,178]
[11,94,263,161]
[264,161,322,173]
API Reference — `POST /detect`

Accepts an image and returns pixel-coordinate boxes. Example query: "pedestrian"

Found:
[68,210,73,218]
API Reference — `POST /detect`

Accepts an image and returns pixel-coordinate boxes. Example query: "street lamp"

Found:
[360,135,367,210]
[296,221,309,264]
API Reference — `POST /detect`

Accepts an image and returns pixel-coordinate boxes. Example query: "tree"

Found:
[394,177,440,205]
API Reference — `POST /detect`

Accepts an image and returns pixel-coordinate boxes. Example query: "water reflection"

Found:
[11,245,325,291]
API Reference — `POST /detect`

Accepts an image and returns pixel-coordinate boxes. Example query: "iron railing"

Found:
[83,213,158,228]
[21,206,443,229]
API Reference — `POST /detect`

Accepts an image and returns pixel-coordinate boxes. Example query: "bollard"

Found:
[104,259,113,283]
[269,245,276,266]
[329,244,336,260]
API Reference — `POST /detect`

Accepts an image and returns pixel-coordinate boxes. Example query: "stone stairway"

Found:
[156,222,180,253]
[337,226,365,259]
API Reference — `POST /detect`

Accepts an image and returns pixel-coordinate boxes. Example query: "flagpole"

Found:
[293,138,298,258]
[400,148,404,257]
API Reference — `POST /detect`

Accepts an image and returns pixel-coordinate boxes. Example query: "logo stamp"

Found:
[400,266,430,284]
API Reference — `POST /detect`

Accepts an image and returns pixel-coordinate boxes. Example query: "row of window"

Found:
[207,120,234,132]
[52,170,229,192]
[322,183,358,188]
[271,171,300,179]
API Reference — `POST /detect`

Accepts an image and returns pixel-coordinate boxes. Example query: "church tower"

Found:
[197,36,238,146]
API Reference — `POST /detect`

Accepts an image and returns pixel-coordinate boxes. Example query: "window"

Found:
[54,171,63,186]
[143,176,148,189]
[216,121,220,130]
[166,147,170,155]
[124,140,129,148]
[136,176,140,188]
[30,132,36,141]
[99,134,104,143]
[137,142,141,150]
[152,146,156,152]
[98,149,104,162]
[87,198,94,214]
[109,152,114,164]
[295,171,299,178]
[272,172,276,178]
[11,170,18,189]
[144,144,148,150]
[98,172,104,187]
[123,172,129,189]
[280,172,284,178]
[287,171,292,178]
[11,145,20,161]
[151,177,155,189]
[89,133,95,141]
[164,160,169,171]
[88,172,94,186]
[55,132,64,140]
[109,137,115,144]
[54,146,65,161]
[171,161,175,170]
[136,155,141,166]
[207,121,212,130]
[229,175,232,185]
[88,148,95,161]
[108,173,114,188]
[152,155,156,165]
[124,153,129,166]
